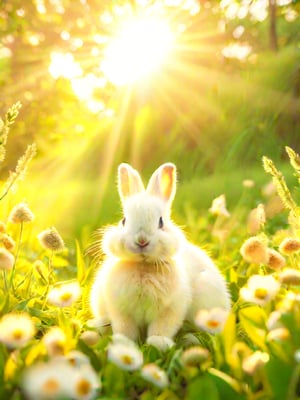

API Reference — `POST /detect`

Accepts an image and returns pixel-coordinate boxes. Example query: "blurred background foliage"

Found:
[0,0,300,236]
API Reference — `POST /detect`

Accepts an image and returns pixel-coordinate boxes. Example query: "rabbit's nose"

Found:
[136,235,150,248]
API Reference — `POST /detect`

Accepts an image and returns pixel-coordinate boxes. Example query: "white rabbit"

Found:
[90,163,231,350]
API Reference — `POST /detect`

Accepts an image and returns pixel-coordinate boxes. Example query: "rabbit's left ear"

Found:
[118,163,145,202]
[147,163,177,206]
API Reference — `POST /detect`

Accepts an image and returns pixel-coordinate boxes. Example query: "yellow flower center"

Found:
[12,329,23,340]
[255,288,268,300]
[60,292,72,302]
[206,319,220,329]
[76,378,91,396]
[121,354,133,365]
[42,378,60,394]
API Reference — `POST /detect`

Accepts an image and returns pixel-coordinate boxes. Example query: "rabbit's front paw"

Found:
[147,335,174,351]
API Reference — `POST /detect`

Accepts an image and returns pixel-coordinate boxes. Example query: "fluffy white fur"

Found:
[90,163,231,350]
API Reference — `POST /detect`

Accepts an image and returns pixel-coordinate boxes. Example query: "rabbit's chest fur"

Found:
[104,259,186,324]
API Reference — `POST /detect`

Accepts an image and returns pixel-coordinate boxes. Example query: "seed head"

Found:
[279,237,300,255]
[0,247,15,270]
[279,268,300,285]
[267,248,286,270]
[240,236,269,264]
[1,234,16,251]
[0,221,6,233]
[38,227,64,252]
[80,331,100,346]
[8,202,34,223]
[181,346,210,367]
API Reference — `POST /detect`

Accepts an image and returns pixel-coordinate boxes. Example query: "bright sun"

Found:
[101,17,174,86]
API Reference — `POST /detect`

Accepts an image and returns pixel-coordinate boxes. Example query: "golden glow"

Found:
[48,52,82,79]
[101,17,174,86]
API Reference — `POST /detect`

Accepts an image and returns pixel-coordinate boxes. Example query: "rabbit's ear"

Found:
[118,163,145,201]
[147,163,176,206]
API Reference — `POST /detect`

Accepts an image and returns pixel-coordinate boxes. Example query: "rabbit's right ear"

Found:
[118,163,145,201]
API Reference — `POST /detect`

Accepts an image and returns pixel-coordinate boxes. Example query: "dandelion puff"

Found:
[279,237,300,255]
[0,313,35,348]
[278,268,300,285]
[8,202,34,223]
[209,194,230,217]
[181,346,210,367]
[0,247,15,270]
[38,227,64,252]
[107,342,143,371]
[43,327,67,357]
[195,307,229,334]
[141,363,169,389]
[47,281,81,307]
[242,351,269,375]
[267,248,286,270]
[239,274,280,305]
[240,236,269,264]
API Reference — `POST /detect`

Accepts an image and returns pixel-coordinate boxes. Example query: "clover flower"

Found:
[242,351,269,375]
[279,237,300,255]
[181,346,210,367]
[141,364,169,389]
[278,268,300,285]
[8,202,34,223]
[0,247,15,270]
[267,248,286,270]
[43,327,67,356]
[107,340,143,371]
[195,307,229,334]
[47,281,81,307]
[38,227,64,252]
[240,236,269,264]
[209,194,230,217]
[0,312,35,348]
[239,274,280,305]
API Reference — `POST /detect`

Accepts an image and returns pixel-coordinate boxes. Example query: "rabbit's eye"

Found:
[158,216,164,229]
[122,217,126,226]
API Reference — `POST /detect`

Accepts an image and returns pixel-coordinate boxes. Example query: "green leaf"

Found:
[239,306,267,350]
[75,239,86,283]
[209,368,246,400]
[265,356,294,400]
[221,312,236,367]
[186,374,220,400]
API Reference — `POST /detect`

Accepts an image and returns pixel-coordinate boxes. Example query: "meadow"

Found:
[0,102,300,399]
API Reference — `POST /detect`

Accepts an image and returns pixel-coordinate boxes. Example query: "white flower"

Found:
[209,194,230,217]
[47,281,81,307]
[195,308,229,334]
[242,351,269,375]
[141,363,169,388]
[240,275,280,305]
[22,358,101,400]
[22,359,75,400]
[65,351,91,368]
[68,364,101,400]
[43,327,67,356]
[0,313,35,348]
[107,341,143,371]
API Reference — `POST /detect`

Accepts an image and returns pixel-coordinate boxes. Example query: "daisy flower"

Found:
[141,363,169,389]
[43,326,67,356]
[47,281,81,307]
[0,313,35,348]
[195,307,229,334]
[69,364,101,400]
[107,341,143,371]
[239,274,280,305]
